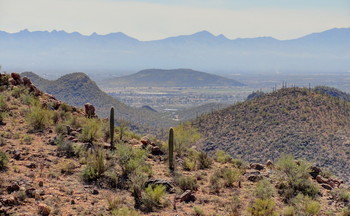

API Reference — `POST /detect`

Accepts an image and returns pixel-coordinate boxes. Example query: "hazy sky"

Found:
[0,0,349,40]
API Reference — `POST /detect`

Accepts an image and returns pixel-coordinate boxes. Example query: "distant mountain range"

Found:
[104,69,244,87]
[1,28,350,74]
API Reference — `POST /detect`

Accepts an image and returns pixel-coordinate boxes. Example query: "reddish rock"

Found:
[38,203,51,216]
[84,103,96,118]
[141,136,151,146]
[250,163,265,171]
[179,190,196,202]
[22,77,32,86]
[321,184,333,190]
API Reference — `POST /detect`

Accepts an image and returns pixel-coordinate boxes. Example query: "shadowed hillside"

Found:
[104,69,244,87]
[21,72,176,133]
[194,87,350,182]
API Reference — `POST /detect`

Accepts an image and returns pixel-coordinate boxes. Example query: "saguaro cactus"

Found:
[168,128,174,171]
[110,107,115,150]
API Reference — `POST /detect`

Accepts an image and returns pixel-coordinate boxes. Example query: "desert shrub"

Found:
[111,207,140,216]
[68,115,82,129]
[116,144,151,179]
[11,86,28,98]
[209,170,222,193]
[20,93,37,106]
[55,123,67,135]
[79,118,102,143]
[21,134,33,145]
[0,150,8,170]
[289,194,320,216]
[232,158,246,169]
[276,154,319,201]
[197,151,212,169]
[142,185,166,212]
[130,169,148,209]
[255,179,274,200]
[59,103,72,112]
[283,206,296,216]
[221,168,241,187]
[59,161,76,175]
[226,195,241,216]
[57,137,75,158]
[0,95,8,111]
[182,149,198,171]
[174,175,198,192]
[215,150,232,163]
[173,122,201,157]
[26,106,53,131]
[247,198,277,216]
[193,206,205,216]
[330,188,350,203]
[341,207,350,216]
[82,148,106,182]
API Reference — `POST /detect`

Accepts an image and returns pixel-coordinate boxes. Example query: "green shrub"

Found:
[174,175,198,192]
[330,188,350,203]
[193,206,205,216]
[222,168,241,187]
[55,123,67,135]
[182,158,196,171]
[209,170,222,193]
[21,134,33,145]
[276,154,319,201]
[341,206,350,216]
[20,93,37,106]
[215,150,232,163]
[0,95,8,111]
[290,194,321,216]
[197,151,212,169]
[116,144,151,178]
[59,161,75,175]
[0,150,8,170]
[143,185,166,212]
[232,158,246,169]
[226,195,241,216]
[247,198,277,216]
[79,118,102,143]
[255,179,274,200]
[82,149,106,182]
[283,206,296,216]
[111,207,140,216]
[57,138,75,158]
[11,86,28,98]
[173,122,201,157]
[26,106,53,131]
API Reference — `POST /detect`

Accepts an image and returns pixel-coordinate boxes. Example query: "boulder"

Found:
[310,166,322,179]
[84,103,96,118]
[37,203,51,216]
[22,77,32,86]
[246,171,263,182]
[141,136,151,146]
[250,163,265,171]
[10,73,22,85]
[321,184,333,191]
[150,146,164,155]
[6,183,20,194]
[0,195,18,206]
[179,190,196,202]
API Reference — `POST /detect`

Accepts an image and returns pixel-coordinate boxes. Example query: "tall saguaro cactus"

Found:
[168,128,174,171]
[110,107,115,150]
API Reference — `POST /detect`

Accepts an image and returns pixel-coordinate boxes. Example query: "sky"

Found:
[0,0,349,41]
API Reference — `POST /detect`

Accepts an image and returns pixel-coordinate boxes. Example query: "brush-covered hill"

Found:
[103,69,244,87]
[21,72,176,132]
[1,72,350,215]
[194,87,350,182]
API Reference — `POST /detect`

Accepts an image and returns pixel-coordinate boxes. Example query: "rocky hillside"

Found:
[21,72,176,133]
[103,69,244,88]
[194,87,350,183]
[1,73,350,215]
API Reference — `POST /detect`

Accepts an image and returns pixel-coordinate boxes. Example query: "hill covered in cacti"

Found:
[193,87,350,183]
